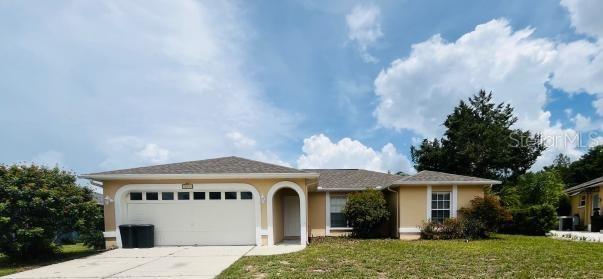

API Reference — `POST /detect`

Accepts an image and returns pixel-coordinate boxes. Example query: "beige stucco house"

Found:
[566,177,602,231]
[80,156,501,248]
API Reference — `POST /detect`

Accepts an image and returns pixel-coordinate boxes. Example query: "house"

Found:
[80,156,501,248]
[565,177,603,231]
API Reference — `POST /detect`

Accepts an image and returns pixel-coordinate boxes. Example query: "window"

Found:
[240,191,253,200]
[330,195,348,228]
[431,192,451,223]
[193,192,205,200]
[209,192,221,200]
[593,194,600,215]
[130,192,143,200]
[162,192,174,200]
[579,195,586,207]
[146,192,158,200]
[177,192,190,200]
[225,192,237,200]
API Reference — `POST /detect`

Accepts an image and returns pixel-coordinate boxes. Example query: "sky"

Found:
[1,0,603,183]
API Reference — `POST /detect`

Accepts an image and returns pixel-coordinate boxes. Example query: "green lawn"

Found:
[0,244,98,277]
[219,234,603,278]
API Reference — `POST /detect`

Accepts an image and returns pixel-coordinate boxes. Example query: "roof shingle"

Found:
[395,170,501,185]
[565,176,603,194]
[305,169,403,190]
[85,156,306,175]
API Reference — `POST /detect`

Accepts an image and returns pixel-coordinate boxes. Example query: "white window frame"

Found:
[431,191,452,223]
[578,195,586,208]
[328,194,351,230]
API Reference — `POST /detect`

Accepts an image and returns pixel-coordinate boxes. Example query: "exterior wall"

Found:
[101,178,308,248]
[457,185,485,210]
[397,184,485,239]
[398,186,427,229]
[308,192,326,237]
[570,193,587,226]
[570,186,602,228]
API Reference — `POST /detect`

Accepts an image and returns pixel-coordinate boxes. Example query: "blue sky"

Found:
[1,0,603,181]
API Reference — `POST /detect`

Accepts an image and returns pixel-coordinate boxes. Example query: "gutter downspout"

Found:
[386,186,399,239]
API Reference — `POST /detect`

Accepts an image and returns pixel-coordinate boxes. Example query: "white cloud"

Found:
[572,113,602,131]
[373,18,597,170]
[225,131,291,167]
[554,0,603,115]
[226,131,257,148]
[100,137,170,168]
[0,1,296,171]
[375,19,556,137]
[560,0,603,39]
[346,4,383,63]
[297,134,414,173]
[550,40,603,96]
[32,150,65,168]
[138,144,171,164]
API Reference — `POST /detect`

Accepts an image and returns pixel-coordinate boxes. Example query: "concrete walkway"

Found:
[549,230,603,242]
[3,244,305,279]
[3,246,252,279]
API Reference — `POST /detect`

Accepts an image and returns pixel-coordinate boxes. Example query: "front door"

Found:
[283,195,300,237]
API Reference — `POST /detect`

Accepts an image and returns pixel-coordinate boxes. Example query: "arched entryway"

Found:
[267,181,307,246]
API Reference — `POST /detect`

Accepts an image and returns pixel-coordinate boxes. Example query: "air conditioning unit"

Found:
[558,216,575,231]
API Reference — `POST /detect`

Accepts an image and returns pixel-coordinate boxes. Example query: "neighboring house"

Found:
[80,156,500,248]
[565,177,603,231]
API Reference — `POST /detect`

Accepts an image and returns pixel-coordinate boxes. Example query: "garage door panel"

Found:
[124,191,256,246]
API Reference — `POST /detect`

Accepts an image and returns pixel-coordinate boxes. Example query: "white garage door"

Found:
[124,189,256,246]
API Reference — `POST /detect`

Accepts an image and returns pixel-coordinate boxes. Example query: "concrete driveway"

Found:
[3,246,253,279]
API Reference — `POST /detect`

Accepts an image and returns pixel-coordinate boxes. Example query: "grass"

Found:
[219,234,603,278]
[0,244,98,277]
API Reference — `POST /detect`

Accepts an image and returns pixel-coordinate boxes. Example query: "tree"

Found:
[343,189,390,238]
[546,146,603,187]
[411,90,545,186]
[515,170,565,207]
[500,170,565,235]
[0,164,104,260]
[544,153,572,185]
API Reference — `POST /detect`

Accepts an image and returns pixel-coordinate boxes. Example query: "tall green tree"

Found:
[411,90,546,186]
[546,146,603,187]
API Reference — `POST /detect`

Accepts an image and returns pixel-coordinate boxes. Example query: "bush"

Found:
[343,189,390,238]
[0,164,104,260]
[459,195,512,232]
[502,204,557,235]
[420,218,488,240]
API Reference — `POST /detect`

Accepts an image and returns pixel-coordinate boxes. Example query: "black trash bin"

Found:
[134,224,155,248]
[119,225,136,248]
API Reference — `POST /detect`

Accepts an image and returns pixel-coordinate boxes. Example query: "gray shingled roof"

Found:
[85,156,306,175]
[395,170,501,185]
[565,176,603,194]
[305,169,403,190]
